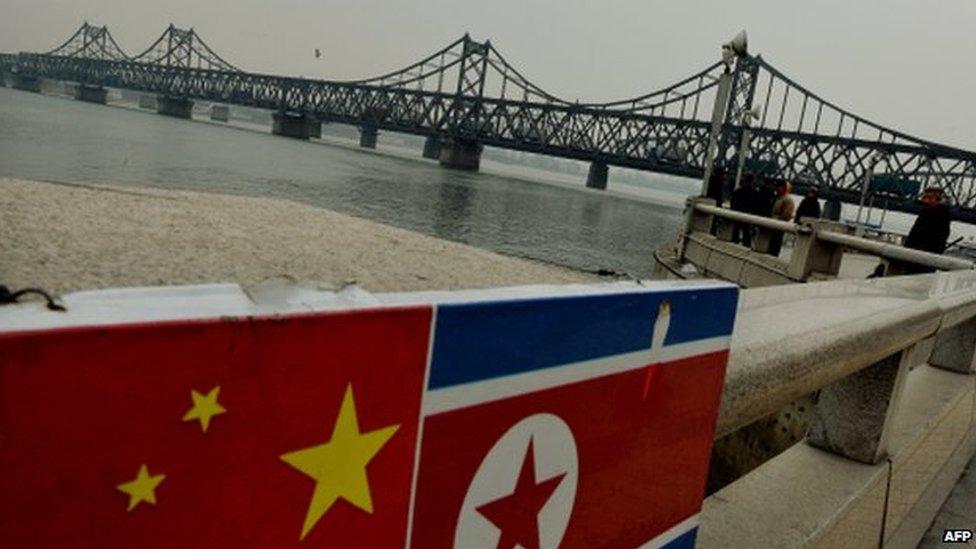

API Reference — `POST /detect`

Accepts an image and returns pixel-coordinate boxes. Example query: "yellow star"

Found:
[280,384,399,540]
[116,464,166,512]
[182,386,226,433]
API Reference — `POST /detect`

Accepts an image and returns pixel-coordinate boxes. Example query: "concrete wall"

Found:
[682,233,796,287]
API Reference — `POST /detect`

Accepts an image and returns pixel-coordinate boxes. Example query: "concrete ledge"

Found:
[699,364,976,548]
[699,444,888,548]
[883,365,976,548]
[684,234,794,288]
[895,431,975,548]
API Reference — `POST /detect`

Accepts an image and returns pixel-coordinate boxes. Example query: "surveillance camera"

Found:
[721,45,735,67]
[726,30,748,57]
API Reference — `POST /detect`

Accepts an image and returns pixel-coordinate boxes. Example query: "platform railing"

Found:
[680,197,973,283]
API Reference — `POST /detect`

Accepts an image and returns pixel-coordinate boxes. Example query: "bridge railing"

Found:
[705,269,976,546]
[719,270,975,439]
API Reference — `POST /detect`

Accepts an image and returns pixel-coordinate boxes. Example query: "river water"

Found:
[0,86,691,277]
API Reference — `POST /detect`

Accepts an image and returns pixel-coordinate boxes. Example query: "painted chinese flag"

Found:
[0,307,431,547]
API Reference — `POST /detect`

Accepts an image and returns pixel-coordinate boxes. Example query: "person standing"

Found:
[794,187,822,223]
[753,178,777,218]
[705,166,727,207]
[903,187,951,272]
[768,181,795,256]
[730,174,755,246]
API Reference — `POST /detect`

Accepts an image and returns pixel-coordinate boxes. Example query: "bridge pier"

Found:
[156,96,193,119]
[439,138,483,171]
[138,94,157,110]
[272,112,320,140]
[73,84,107,104]
[586,161,609,190]
[271,111,322,139]
[359,126,378,149]
[11,74,41,93]
[422,135,443,159]
[308,118,322,139]
[210,105,229,122]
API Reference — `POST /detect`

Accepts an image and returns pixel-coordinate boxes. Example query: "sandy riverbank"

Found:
[0,177,596,296]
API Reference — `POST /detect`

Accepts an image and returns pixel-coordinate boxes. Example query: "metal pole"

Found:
[855,162,873,227]
[733,124,752,191]
[700,70,733,196]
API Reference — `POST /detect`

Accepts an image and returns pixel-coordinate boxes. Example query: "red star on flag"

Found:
[476,438,566,549]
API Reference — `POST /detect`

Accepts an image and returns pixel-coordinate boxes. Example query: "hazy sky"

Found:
[3,1,974,149]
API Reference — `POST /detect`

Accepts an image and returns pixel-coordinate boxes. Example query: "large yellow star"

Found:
[182,386,226,433]
[280,384,400,540]
[117,464,166,512]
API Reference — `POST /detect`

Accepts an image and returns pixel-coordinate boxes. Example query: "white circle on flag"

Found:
[454,413,578,549]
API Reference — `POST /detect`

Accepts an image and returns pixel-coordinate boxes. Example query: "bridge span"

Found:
[2,22,976,221]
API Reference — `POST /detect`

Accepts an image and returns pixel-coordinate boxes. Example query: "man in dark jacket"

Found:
[904,187,951,255]
[753,179,777,217]
[794,188,822,223]
[902,187,952,274]
[730,174,755,246]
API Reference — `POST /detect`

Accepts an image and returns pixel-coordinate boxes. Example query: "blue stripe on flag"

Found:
[428,286,737,389]
[661,526,697,549]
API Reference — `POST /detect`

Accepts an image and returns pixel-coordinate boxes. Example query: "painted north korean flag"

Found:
[410,283,738,548]
[0,306,431,548]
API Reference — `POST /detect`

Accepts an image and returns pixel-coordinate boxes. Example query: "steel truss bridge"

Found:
[3,22,976,221]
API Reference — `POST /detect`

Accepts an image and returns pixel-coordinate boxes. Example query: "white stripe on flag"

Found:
[422,336,729,415]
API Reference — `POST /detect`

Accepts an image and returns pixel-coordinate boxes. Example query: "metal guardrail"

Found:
[693,202,801,234]
[817,230,974,271]
[690,199,974,273]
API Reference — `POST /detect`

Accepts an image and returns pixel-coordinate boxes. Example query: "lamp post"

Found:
[699,31,748,197]
[855,151,887,231]
[733,107,761,191]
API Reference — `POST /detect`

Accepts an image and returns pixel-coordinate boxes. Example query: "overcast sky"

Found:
[3,0,974,149]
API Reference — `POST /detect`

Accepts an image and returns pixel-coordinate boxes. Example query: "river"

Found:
[0,85,693,277]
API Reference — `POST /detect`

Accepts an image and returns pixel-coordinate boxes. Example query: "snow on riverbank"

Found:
[0,177,595,296]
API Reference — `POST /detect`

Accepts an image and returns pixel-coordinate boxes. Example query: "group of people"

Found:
[711,168,953,268]
[724,173,821,256]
